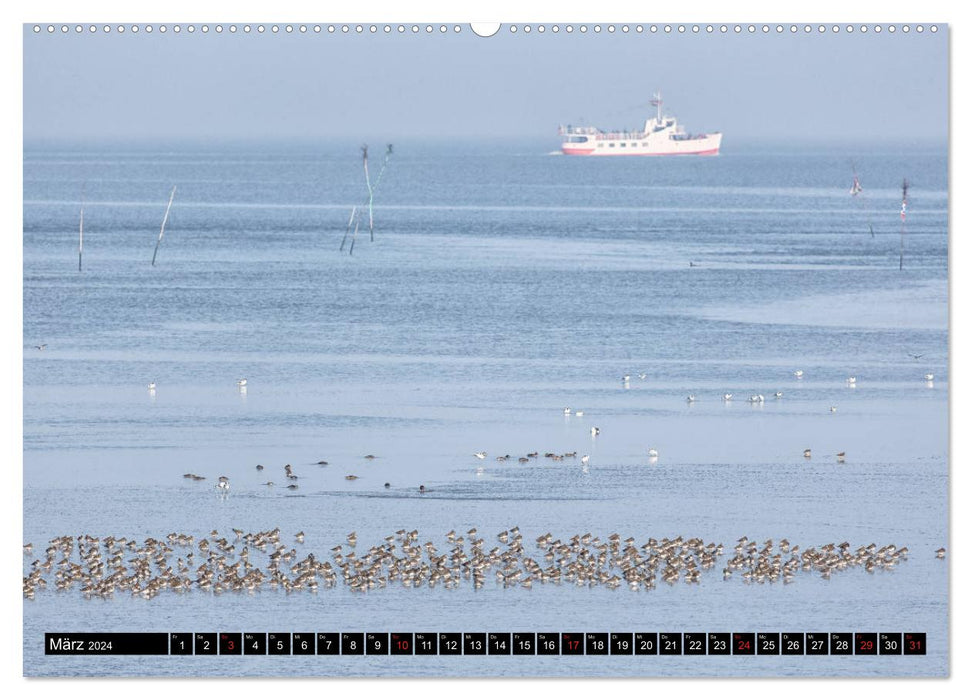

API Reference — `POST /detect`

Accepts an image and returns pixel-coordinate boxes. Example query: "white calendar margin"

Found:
[2,1,962,699]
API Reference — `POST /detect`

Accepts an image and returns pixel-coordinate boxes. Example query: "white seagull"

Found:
[924,373,934,381]
[236,378,248,388]
[473,452,487,459]
[591,427,600,436]
[794,370,804,378]
[575,410,584,417]
[148,381,157,392]
[723,393,733,401]
[647,447,659,458]
[686,395,696,403]
[580,455,590,465]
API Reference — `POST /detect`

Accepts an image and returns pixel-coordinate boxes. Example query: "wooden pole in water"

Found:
[78,183,86,272]
[78,203,84,272]
[349,218,360,255]
[362,145,375,242]
[849,162,874,238]
[899,179,908,271]
[340,144,392,253]
[340,205,357,251]
[152,185,177,267]
[368,144,393,242]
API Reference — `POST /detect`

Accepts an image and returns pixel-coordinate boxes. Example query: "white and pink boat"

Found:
[559,92,722,156]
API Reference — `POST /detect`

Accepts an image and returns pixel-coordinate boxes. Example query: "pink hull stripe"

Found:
[562,147,720,156]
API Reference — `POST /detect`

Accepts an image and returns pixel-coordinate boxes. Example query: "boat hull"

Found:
[561,133,722,156]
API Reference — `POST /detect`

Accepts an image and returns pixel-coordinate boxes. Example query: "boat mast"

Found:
[651,91,663,125]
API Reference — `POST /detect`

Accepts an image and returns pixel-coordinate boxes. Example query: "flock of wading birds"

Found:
[24,365,945,600]
[175,367,939,494]
[23,528,946,600]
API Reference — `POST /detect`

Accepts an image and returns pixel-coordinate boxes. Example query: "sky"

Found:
[22,24,948,148]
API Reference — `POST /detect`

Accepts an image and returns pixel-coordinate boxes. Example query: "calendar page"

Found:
[21,15,949,679]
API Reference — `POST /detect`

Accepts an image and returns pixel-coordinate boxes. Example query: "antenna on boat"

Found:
[151,185,177,267]
[650,91,663,124]
[899,179,908,271]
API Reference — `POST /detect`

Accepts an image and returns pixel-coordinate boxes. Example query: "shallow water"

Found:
[23,143,948,676]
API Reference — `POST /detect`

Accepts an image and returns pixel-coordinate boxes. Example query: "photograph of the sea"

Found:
[23,143,947,676]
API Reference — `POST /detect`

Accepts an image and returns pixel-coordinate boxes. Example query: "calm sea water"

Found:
[22,143,948,677]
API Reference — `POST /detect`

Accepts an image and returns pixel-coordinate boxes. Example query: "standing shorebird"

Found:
[647,448,659,459]
[148,381,157,392]
[935,547,946,559]
[723,393,733,401]
[794,370,804,378]
[836,452,846,463]
[236,378,247,388]
[216,476,230,492]
[590,427,600,437]
[924,373,934,381]
[580,455,590,465]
